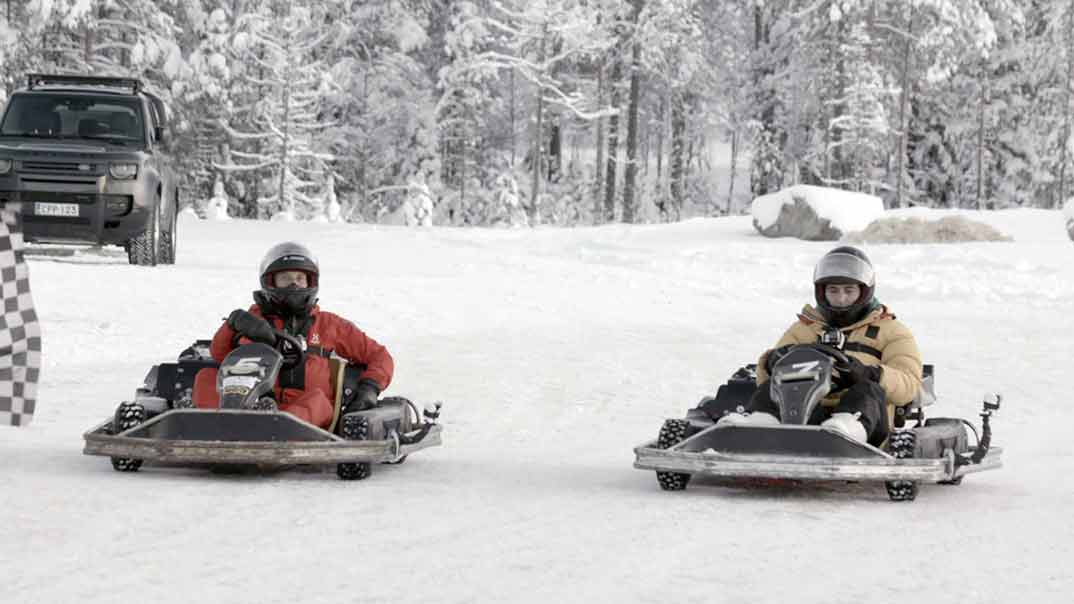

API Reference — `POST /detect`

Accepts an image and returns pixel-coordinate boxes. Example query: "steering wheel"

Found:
[273,330,306,369]
[805,343,855,380]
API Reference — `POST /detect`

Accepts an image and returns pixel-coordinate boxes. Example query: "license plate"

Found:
[34,202,80,217]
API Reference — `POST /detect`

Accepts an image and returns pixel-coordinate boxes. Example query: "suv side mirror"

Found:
[153,125,166,144]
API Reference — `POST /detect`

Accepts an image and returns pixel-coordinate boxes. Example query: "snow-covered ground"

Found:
[2,209,1072,603]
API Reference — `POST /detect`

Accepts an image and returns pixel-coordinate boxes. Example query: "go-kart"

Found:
[83,330,442,480]
[633,343,1002,501]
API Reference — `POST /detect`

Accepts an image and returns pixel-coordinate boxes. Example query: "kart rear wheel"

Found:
[337,414,372,481]
[886,429,918,501]
[110,401,146,472]
[656,419,692,491]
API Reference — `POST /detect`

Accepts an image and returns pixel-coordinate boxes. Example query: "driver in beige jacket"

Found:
[722,246,923,446]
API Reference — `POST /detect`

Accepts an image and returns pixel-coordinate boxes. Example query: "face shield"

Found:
[813,252,875,287]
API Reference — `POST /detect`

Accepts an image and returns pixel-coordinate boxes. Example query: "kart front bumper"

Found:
[633,424,1003,483]
[83,409,442,466]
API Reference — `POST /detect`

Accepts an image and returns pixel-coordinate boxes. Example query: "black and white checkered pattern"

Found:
[0,208,41,427]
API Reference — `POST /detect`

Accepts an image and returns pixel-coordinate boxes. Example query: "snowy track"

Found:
[2,210,1071,603]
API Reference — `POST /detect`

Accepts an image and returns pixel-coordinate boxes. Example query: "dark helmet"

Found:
[253,241,319,316]
[812,246,876,327]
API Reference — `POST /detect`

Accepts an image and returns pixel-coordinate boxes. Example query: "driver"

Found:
[191,242,393,429]
[721,246,922,445]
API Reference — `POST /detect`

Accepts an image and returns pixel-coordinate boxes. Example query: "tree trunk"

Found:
[510,68,517,168]
[669,93,686,217]
[656,94,664,183]
[750,3,780,197]
[895,5,914,208]
[83,22,93,68]
[548,120,561,182]
[278,73,292,215]
[604,58,622,222]
[728,129,737,213]
[828,16,847,185]
[1059,0,1074,207]
[594,56,606,222]
[976,66,987,210]
[530,24,548,221]
[531,85,544,220]
[621,0,643,223]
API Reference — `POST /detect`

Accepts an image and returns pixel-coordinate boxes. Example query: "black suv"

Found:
[0,74,178,265]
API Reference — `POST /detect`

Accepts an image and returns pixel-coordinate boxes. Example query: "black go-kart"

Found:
[634,344,1002,501]
[83,330,443,480]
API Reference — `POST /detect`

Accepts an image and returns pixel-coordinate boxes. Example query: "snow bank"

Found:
[1064,197,1074,241]
[10,209,1074,604]
[843,215,1011,244]
[751,185,884,240]
[177,206,200,221]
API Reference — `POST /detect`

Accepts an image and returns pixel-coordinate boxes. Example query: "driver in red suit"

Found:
[192,242,393,429]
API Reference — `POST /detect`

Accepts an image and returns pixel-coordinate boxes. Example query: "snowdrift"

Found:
[844,215,1011,244]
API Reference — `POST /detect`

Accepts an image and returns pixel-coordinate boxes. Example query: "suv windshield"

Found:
[0,93,145,145]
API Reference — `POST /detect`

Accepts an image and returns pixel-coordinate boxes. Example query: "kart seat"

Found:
[910,364,936,408]
[326,358,369,434]
[326,358,347,433]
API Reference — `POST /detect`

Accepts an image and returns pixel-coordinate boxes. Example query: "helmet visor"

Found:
[813,252,875,287]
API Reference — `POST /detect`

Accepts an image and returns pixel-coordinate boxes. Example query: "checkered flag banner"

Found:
[0,207,41,427]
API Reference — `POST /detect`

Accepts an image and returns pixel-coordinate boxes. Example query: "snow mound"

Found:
[1064,198,1074,241]
[177,206,200,221]
[843,215,1012,244]
[751,185,884,240]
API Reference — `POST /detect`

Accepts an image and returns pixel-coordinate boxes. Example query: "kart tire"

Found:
[886,429,919,501]
[110,401,146,472]
[656,419,691,491]
[337,414,372,481]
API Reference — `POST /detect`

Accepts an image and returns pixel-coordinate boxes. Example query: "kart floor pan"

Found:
[634,424,1003,483]
[83,409,443,465]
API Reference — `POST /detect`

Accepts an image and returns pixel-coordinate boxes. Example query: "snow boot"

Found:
[821,412,867,444]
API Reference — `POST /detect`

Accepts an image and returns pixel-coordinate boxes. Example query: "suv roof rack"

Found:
[26,73,142,94]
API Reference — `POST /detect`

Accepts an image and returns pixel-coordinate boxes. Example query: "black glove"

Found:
[226,309,276,345]
[343,379,381,415]
[764,345,794,373]
[834,356,882,389]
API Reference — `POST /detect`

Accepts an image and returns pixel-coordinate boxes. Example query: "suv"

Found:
[0,73,178,265]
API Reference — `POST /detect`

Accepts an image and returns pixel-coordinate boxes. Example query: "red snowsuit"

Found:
[192,305,394,429]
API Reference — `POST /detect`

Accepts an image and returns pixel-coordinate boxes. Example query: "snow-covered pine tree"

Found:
[819,3,892,194]
[175,4,235,212]
[217,1,334,220]
[444,0,616,223]
[24,0,183,81]
[322,0,438,222]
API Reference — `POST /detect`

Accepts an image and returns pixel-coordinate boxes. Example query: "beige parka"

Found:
[756,304,923,424]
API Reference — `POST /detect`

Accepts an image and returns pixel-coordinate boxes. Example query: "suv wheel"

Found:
[127,197,160,266]
[158,191,177,265]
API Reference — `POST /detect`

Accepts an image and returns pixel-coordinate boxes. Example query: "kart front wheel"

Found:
[110,401,146,472]
[656,419,692,491]
[337,414,372,481]
[886,429,919,501]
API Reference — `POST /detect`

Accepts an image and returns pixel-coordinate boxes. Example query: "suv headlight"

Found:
[109,163,138,179]
[0,159,11,174]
